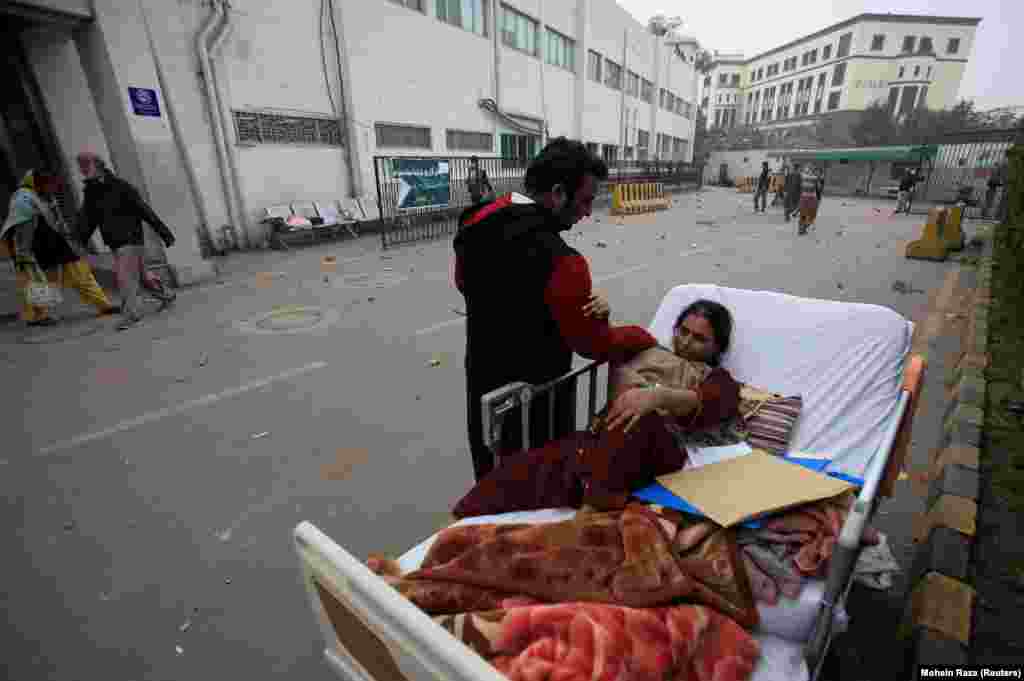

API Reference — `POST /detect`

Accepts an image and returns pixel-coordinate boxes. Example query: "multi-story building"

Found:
[1,0,700,289]
[700,52,745,130]
[699,13,980,134]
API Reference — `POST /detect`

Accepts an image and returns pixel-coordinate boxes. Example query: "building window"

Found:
[389,0,423,10]
[814,99,822,114]
[822,44,832,60]
[375,122,431,149]
[604,58,622,89]
[902,36,915,53]
[637,129,649,149]
[918,36,933,54]
[947,38,960,54]
[809,48,818,63]
[446,129,492,152]
[666,91,675,111]
[626,70,639,97]
[587,50,602,82]
[887,87,900,113]
[871,34,885,51]
[704,75,711,88]
[502,5,538,55]
[828,91,841,110]
[926,65,932,79]
[900,85,919,115]
[837,33,852,58]
[898,65,905,79]
[914,65,920,77]
[818,72,827,88]
[832,62,846,87]
[235,111,344,146]
[731,73,740,86]
[585,142,599,156]
[545,28,574,71]
[757,67,763,80]
[919,86,928,108]
[801,52,808,67]
[602,144,618,163]
[641,78,653,103]
[718,73,728,86]
[438,0,487,36]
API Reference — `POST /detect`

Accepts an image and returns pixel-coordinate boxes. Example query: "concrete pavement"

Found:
[1,188,972,681]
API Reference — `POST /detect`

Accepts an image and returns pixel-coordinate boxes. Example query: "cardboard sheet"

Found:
[655,449,854,527]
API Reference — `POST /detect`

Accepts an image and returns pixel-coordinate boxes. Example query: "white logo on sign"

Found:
[135,90,152,104]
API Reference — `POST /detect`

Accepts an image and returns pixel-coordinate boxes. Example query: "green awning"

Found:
[779,145,938,163]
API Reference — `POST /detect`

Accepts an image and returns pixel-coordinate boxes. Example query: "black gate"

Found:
[374,156,705,250]
[912,127,1023,221]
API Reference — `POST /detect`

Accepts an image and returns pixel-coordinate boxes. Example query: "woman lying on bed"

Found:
[452,299,741,517]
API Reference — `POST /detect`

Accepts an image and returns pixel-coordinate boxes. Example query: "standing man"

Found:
[453,137,658,481]
[75,152,176,330]
[753,161,771,213]
[784,163,802,222]
[895,168,916,215]
[466,156,495,206]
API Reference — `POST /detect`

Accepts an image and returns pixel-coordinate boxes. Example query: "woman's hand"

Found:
[604,387,662,434]
[582,292,610,320]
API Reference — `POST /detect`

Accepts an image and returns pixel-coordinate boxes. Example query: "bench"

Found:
[262,199,363,251]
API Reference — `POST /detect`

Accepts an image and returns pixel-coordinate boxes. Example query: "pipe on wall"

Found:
[326,0,360,199]
[208,0,251,249]
[195,0,242,247]
[137,0,213,246]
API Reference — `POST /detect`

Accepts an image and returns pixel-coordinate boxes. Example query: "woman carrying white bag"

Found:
[1,169,116,327]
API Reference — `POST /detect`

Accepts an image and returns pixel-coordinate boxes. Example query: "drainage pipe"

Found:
[138,0,213,246]
[209,0,251,248]
[194,0,242,248]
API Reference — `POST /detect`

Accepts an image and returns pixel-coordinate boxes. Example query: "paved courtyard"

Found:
[1,187,972,680]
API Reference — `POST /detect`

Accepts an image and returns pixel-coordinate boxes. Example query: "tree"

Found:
[694,49,713,75]
[647,14,683,36]
[850,102,901,147]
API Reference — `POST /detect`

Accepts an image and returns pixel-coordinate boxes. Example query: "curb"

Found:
[903,236,994,677]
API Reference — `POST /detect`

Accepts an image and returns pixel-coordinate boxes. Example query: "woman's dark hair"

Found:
[674,299,733,366]
[524,137,608,201]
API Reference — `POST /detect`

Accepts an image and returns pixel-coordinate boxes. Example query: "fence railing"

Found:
[374,156,703,249]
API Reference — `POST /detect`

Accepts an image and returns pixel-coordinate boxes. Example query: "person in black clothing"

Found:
[783,163,802,221]
[754,162,770,213]
[895,169,918,215]
[75,152,176,330]
[453,137,658,481]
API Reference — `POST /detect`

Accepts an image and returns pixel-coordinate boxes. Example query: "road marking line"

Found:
[37,361,328,455]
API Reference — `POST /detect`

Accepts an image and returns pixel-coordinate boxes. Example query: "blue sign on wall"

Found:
[128,87,161,117]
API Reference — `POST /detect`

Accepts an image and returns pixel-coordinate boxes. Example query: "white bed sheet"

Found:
[397,508,845,660]
[648,284,911,479]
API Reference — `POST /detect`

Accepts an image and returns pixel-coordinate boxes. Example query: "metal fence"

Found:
[374,155,703,250]
[910,127,1022,221]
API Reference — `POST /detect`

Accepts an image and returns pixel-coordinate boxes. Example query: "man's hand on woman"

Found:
[582,291,610,320]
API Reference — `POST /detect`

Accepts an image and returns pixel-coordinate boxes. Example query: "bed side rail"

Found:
[804,388,911,678]
[481,359,608,459]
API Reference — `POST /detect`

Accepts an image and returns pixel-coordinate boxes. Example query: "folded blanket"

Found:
[736,494,882,604]
[435,602,761,681]
[372,504,759,630]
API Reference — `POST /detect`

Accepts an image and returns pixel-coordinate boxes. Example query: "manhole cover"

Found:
[20,321,102,344]
[336,271,409,289]
[236,306,339,335]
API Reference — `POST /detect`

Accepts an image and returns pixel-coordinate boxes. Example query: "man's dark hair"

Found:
[674,299,734,366]
[524,137,608,200]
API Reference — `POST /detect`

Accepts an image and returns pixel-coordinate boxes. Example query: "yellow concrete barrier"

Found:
[906,207,950,261]
[612,183,670,215]
[944,206,965,251]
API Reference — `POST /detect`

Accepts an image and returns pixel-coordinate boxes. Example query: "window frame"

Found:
[902,35,916,53]
[388,0,424,11]
[375,122,432,150]
[587,50,602,83]
[822,44,832,60]
[641,78,654,103]
[947,37,960,55]
[544,27,575,71]
[501,4,539,57]
[437,0,488,37]
[604,57,622,90]
[626,70,640,98]
[836,32,852,58]
[918,36,933,54]
[445,128,493,152]
[827,91,841,111]
[871,34,885,51]
[832,62,847,87]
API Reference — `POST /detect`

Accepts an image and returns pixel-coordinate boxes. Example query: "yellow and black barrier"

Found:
[907,207,951,261]
[943,206,966,252]
[611,183,671,215]
[735,177,755,193]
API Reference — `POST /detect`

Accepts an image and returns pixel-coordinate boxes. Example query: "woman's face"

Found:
[673,313,718,363]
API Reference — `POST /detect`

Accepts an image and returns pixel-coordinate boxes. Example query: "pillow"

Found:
[742,394,803,456]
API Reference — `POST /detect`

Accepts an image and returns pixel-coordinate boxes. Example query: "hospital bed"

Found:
[293,284,925,681]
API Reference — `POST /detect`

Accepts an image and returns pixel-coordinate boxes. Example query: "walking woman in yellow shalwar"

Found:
[1,170,117,326]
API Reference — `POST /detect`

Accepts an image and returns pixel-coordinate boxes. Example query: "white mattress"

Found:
[648,284,912,479]
[397,508,839,681]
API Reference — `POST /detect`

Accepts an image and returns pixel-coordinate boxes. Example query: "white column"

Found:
[574,0,587,140]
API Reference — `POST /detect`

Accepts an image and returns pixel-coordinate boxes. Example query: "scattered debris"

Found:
[657,234,667,240]
[64,521,75,531]
[224,577,232,585]
[891,280,925,295]
[380,255,392,260]
[216,529,232,542]
[837,283,845,290]
[175,377,188,383]
[99,592,111,601]
[690,243,698,249]
[415,395,422,401]
[367,297,376,302]
[452,307,466,316]
[251,431,269,439]
[196,354,208,368]
[428,359,442,367]
[175,645,184,656]
[180,619,192,633]
[322,275,330,284]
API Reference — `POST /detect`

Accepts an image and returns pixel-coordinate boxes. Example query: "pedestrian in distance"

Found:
[754,161,770,213]
[784,163,802,222]
[452,137,659,482]
[75,151,176,331]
